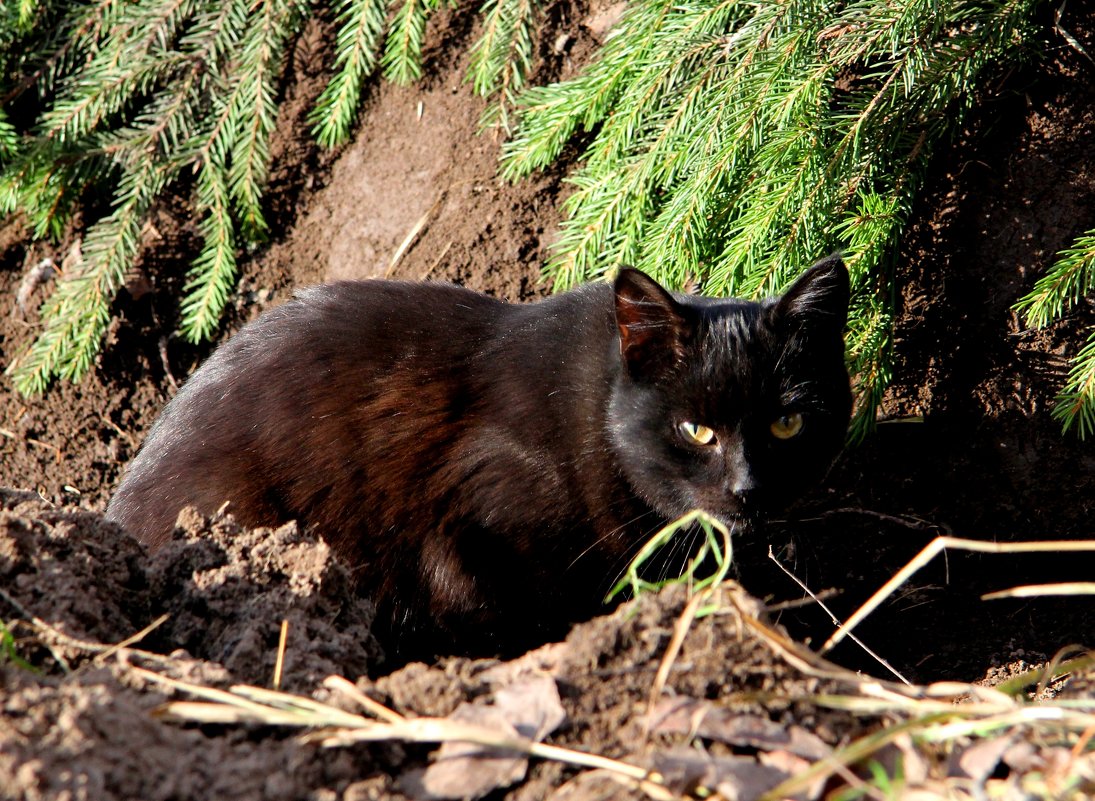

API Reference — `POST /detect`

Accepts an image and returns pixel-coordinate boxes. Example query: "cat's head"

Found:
[606,256,852,525]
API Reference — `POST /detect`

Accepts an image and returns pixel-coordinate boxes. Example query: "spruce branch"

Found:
[1015,232,1095,328]
[41,53,190,147]
[194,0,269,170]
[225,0,304,238]
[0,107,17,159]
[180,156,237,343]
[310,0,388,147]
[1053,333,1095,440]
[37,0,199,142]
[468,0,537,131]
[1,0,118,103]
[499,0,681,180]
[17,0,42,30]
[382,0,431,85]
[1,0,1058,418]
[0,142,104,238]
[1015,232,1095,435]
[3,0,545,393]
[7,158,174,394]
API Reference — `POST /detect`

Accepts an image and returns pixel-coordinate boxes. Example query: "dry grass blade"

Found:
[386,190,446,277]
[723,590,862,684]
[136,667,370,727]
[0,588,173,673]
[983,581,1095,599]
[763,693,1095,801]
[920,706,1095,741]
[768,545,910,685]
[758,713,953,801]
[642,517,736,721]
[823,536,1095,653]
[135,667,664,786]
[645,589,706,729]
[161,700,318,726]
[273,618,288,690]
[315,718,659,782]
[324,675,405,723]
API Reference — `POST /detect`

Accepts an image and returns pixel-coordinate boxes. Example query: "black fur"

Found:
[108,257,852,659]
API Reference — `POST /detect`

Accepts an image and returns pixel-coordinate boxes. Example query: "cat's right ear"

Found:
[772,255,850,333]
[614,268,689,379]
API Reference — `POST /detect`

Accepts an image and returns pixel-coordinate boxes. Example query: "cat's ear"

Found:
[772,255,850,332]
[614,268,689,379]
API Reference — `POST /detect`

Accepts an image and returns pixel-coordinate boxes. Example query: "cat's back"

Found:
[107,279,512,545]
[223,279,506,371]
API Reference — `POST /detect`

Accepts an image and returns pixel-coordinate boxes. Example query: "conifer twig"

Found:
[1,0,544,392]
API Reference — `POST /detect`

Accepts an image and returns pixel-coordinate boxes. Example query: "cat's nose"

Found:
[728,473,761,513]
[729,465,755,495]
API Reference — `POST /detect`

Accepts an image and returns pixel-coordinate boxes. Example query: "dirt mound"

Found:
[3,494,1091,800]
[0,489,381,686]
[0,661,370,801]
[0,489,824,801]
[146,508,381,688]
[0,491,386,800]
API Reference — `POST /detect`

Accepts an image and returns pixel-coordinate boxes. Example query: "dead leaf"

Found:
[949,734,1015,781]
[866,735,930,787]
[758,750,826,800]
[647,697,832,760]
[547,769,642,801]
[400,707,526,800]
[14,257,56,318]
[1002,740,1038,772]
[492,675,567,740]
[399,676,565,800]
[650,747,791,801]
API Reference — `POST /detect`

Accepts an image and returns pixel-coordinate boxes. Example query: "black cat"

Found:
[108,257,852,659]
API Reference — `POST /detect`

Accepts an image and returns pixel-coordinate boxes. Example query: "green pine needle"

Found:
[180,157,237,344]
[382,0,429,85]
[310,0,388,147]
[1016,233,1095,435]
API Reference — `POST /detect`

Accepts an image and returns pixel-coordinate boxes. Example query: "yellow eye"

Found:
[770,412,804,440]
[680,421,717,446]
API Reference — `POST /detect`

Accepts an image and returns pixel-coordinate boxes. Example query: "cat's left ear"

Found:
[772,255,850,333]
[614,268,690,379]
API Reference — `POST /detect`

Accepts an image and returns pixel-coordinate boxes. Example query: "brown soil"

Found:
[1,0,1094,798]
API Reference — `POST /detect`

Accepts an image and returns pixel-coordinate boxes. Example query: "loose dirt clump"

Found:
[0,489,381,688]
[0,491,391,800]
[145,508,382,689]
[1,658,371,801]
[0,489,147,649]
